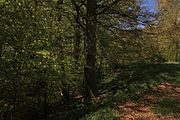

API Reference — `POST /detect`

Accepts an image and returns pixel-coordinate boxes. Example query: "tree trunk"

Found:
[74,23,81,69]
[85,0,98,98]
[72,1,82,69]
[175,40,179,62]
[0,36,3,60]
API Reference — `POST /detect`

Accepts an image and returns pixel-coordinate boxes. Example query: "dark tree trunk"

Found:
[43,90,47,119]
[0,39,2,59]
[175,40,179,62]
[85,0,98,98]
[74,23,81,69]
[72,1,82,69]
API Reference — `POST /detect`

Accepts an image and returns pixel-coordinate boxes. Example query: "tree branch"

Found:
[97,0,122,16]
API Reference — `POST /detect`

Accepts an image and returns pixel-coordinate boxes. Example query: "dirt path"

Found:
[115,82,180,120]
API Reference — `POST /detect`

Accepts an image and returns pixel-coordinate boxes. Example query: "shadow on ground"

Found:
[81,64,180,120]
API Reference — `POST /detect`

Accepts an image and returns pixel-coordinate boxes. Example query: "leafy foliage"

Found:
[0,0,179,119]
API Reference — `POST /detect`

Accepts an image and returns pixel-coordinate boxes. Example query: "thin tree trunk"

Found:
[72,1,82,69]
[0,39,2,59]
[85,0,98,98]
[44,90,47,119]
[175,40,179,62]
[74,24,81,69]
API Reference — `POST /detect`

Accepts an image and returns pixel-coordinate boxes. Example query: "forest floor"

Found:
[80,64,180,120]
[115,82,180,120]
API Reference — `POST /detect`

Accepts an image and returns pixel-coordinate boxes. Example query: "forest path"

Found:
[115,82,180,120]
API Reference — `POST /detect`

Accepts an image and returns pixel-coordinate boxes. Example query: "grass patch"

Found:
[100,64,180,98]
[153,98,180,115]
[80,107,117,120]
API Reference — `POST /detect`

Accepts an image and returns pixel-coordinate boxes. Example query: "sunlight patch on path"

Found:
[115,82,180,120]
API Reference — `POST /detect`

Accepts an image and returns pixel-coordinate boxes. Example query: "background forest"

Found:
[0,0,179,120]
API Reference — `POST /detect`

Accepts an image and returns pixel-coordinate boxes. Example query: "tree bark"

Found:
[73,6,81,69]
[175,40,179,62]
[85,0,98,98]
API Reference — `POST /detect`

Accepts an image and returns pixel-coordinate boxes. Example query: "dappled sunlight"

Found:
[115,82,180,120]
